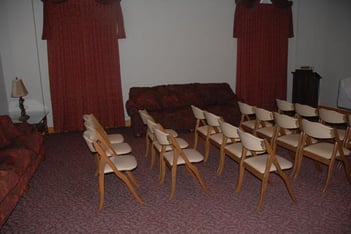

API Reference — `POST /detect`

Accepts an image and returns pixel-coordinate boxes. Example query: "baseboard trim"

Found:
[47,119,131,134]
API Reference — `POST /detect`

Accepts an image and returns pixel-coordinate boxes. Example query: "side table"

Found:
[10,111,49,134]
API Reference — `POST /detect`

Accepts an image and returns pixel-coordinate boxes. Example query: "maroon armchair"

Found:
[125,83,242,136]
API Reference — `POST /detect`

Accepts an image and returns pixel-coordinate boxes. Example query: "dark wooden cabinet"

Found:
[292,69,321,107]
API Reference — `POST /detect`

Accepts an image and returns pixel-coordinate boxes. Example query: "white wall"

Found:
[291,0,351,107]
[119,0,236,114]
[0,0,51,122]
[1,0,350,128]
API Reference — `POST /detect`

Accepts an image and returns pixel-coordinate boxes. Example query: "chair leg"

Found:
[125,171,140,188]
[293,154,303,179]
[322,160,335,192]
[94,155,99,176]
[291,151,299,178]
[118,172,144,205]
[256,176,269,211]
[236,164,245,193]
[278,170,298,204]
[159,157,166,183]
[204,138,211,162]
[169,165,177,200]
[145,136,150,157]
[342,157,351,184]
[217,148,225,176]
[98,173,105,210]
[186,163,208,192]
[150,146,156,169]
[193,131,198,150]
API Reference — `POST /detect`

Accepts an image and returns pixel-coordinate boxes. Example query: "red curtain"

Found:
[42,0,126,132]
[233,3,293,111]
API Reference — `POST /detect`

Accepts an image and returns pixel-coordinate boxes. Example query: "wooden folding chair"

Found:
[236,129,297,211]
[295,119,351,192]
[154,127,208,200]
[84,129,144,209]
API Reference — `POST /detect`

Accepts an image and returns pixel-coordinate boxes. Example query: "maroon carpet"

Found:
[1,128,351,233]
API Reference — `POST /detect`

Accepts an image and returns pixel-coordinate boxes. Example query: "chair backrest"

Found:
[94,127,119,156]
[301,119,335,140]
[154,127,172,146]
[318,108,347,125]
[83,113,108,135]
[191,105,206,120]
[83,130,98,153]
[139,109,155,124]
[146,118,162,135]
[237,128,266,152]
[295,103,318,118]
[84,120,95,131]
[255,107,274,122]
[238,101,255,115]
[92,140,124,177]
[219,120,240,140]
[204,111,221,127]
[83,113,93,122]
[276,99,295,113]
[274,112,299,130]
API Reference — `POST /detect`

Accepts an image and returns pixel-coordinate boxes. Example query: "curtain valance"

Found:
[42,0,125,39]
[235,0,292,8]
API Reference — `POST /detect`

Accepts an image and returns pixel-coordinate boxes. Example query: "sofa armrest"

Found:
[125,100,146,137]
[14,123,33,135]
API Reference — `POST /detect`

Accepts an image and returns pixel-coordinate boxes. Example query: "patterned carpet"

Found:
[1,127,351,233]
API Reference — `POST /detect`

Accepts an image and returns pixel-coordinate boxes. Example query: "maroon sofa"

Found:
[125,82,242,136]
[0,115,45,227]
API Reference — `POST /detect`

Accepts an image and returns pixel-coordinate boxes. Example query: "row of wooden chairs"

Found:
[138,110,207,200]
[192,99,351,199]
[191,105,297,211]
[82,114,144,209]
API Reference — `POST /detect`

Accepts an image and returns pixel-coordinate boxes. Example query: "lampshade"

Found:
[11,78,28,98]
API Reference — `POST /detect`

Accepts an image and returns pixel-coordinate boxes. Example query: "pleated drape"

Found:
[233,3,293,110]
[42,0,126,132]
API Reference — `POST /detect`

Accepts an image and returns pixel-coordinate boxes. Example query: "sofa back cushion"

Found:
[129,88,161,111]
[0,127,11,149]
[197,83,237,106]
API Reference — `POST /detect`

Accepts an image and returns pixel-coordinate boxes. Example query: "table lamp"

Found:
[11,77,30,122]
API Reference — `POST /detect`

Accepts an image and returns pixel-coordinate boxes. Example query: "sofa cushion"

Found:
[0,149,32,176]
[132,89,162,111]
[135,96,161,111]
[11,133,43,154]
[0,116,22,140]
[0,127,11,149]
[0,169,19,202]
[159,94,180,109]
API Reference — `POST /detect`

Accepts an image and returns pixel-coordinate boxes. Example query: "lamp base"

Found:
[19,114,30,123]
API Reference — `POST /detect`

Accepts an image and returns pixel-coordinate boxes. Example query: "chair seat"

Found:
[245,154,293,174]
[197,125,215,136]
[304,142,350,159]
[105,142,132,156]
[104,155,137,173]
[224,143,248,158]
[107,133,124,144]
[276,134,300,148]
[164,149,204,166]
[154,138,189,152]
[210,133,231,145]
[256,126,275,138]
[165,129,178,137]
[242,120,257,129]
